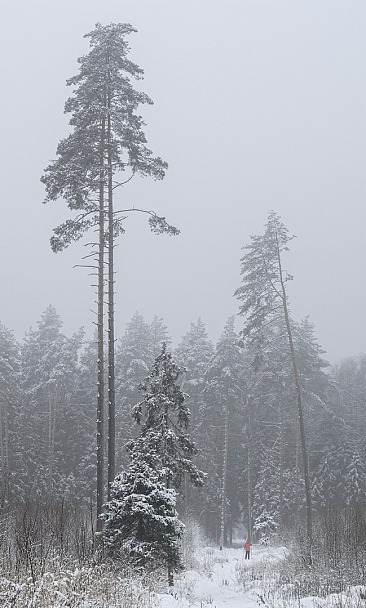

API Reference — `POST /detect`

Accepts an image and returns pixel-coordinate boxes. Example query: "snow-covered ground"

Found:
[2,542,365,606]
[157,544,288,608]
[156,544,366,608]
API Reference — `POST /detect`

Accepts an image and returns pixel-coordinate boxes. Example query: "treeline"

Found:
[0,305,365,543]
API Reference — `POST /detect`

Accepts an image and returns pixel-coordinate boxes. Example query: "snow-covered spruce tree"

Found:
[133,343,205,492]
[204,317,245,546]
[241,315,331,534]
[235,211,313,558]
[18,306,84,500]
[149,315,172,359]
[329,354,366,506]
[115,312,152,470]
[0,323,20,505]
[174,319,214,524]
[103,456,184,575]
[104,343,204,585]
[252,447,280,542]
[115,313,172,471]
[41,23,177,525]
[70,334,100,501]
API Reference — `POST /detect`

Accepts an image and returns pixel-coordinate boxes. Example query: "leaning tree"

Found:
[41,23,178,528]
[235,211,313,560]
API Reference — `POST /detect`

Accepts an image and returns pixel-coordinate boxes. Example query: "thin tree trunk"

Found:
[107,89,116,498]
[246,394,252,541]
[3,401,9,503]
[162,402,174,587]
[166,475,174,587]
[279,383,284,530]
[96,112,106,533]
[220,383,229,549]
[0,402,5,506]
[276,236,313,558]
[48,391,56,494]
[283,304,313,554]
[184,472,188,520]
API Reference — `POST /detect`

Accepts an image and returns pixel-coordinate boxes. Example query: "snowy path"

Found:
[158,545,288,608]
[156,544,366,608]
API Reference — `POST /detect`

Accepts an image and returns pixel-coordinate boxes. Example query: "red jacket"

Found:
[244,540,251,551]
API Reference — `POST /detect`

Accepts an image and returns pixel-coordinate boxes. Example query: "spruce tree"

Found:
[115,312,153,469]
[0,323,20,505]
[103,456,184,573]
[149,315,172,359]
[19,306,83,499]
[104,343,204,585]
[204,317,245,546]
[133,343,204,492]
[174,319,214,523]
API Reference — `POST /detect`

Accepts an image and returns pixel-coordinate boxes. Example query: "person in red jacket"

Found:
[244,538,251,559]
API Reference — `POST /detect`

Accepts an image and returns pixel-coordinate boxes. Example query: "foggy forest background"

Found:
[1,300,365,535]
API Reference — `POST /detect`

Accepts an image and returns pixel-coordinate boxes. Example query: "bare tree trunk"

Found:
[96,113,106,532]
[0,402,5,506]
[246,394,253,541]
[284,307,312,554]
[279,384,284,531]
[107,96,116,498]
[3,402,8,503]
[165,475,174,587]
[48,391,56,494]
[220,384,229,549]
[276,237,313,558]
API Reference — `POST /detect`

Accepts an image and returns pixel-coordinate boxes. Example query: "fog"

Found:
[1,0,365,362]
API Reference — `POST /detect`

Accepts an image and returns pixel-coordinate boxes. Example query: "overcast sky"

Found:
[1,0,365,363]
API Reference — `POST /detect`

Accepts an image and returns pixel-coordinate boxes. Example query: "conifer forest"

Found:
[0,12,365,608]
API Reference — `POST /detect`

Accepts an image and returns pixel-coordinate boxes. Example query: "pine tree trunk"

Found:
[96,113,106,532]
[3,401,8,503]
[48,391,56,494]
[0,402,5,506]
[246,394,253,541]
[276,237,313,559]
[279,384,284,531]
[166,475,174,587]
[220,383,229,549]
[107,90,116,498]
[286,316,313,557]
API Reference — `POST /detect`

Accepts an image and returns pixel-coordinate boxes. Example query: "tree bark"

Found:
[275,235,313,558]
[246,394,253,541]
[48,390,56,494]
[96,113,106,533]
[220,383,229,549]
[278,384,284,531]
[107,87,116,498]
[0,401,7,506]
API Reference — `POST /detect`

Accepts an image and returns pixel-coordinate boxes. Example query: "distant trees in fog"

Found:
[0,303,365,547]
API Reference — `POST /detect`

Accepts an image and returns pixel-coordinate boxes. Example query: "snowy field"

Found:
[156,544,366,608]
[1,542,366,607]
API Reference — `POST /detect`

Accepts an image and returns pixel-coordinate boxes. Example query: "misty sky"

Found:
[1,0,365,363]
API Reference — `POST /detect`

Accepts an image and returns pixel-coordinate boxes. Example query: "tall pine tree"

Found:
[235,211,313,557]
[41,23,177,523]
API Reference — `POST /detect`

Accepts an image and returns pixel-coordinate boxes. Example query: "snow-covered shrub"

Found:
[179,517,208,570]
[0,564,159,608]
[253,509,278,544]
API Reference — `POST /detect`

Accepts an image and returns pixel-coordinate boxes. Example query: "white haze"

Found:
[1,0,365,363]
